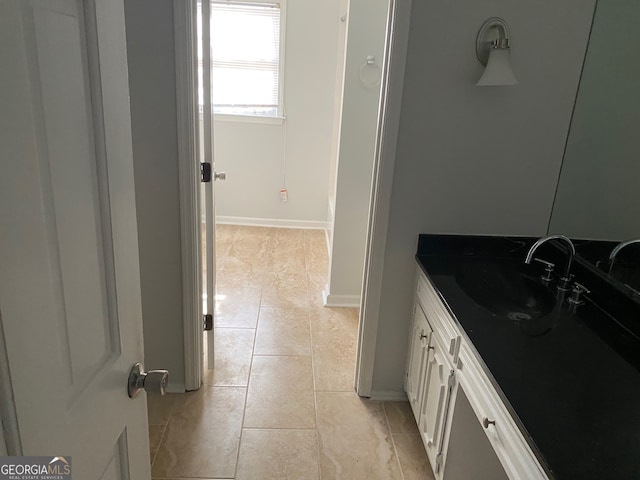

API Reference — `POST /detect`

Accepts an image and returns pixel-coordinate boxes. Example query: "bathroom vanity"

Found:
[405,235,640,480]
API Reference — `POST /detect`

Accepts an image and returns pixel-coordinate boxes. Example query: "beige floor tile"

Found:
[316,392,403,480]
[265,256,307,276]
[218,260,267,288]
[393,434,434,480]
[309,306,359,332]
[228,233,270,258]
[215,286,262,305]
[271,227,304,243]
[306,273,327,308]
[310,308,358,391]
[261,271,309,308]
[204,328,255,386]
[235,429,320,480]
[304,230,328,272]
[311,340,357,392]
[215,223,240,243]
[305,251,328,276]
[215,301,260,328]
[149,424,165,463]
[254,307,311,355]
[244,356,315,428]
[215,242,233,263]
[152,387,245,479]
[385,401,420,434]
[224,251,267,270]
[147,393,179,426]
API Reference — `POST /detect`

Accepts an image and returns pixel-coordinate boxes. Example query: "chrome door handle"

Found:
[214,171,226,181]
[128,363,169,398]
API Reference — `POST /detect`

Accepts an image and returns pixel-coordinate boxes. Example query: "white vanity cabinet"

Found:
[406,267,549,480]
[405,271,460,478]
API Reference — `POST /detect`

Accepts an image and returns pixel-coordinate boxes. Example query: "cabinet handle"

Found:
[420,333,428,340]
[483,417,496,429]
[428,346,435,351]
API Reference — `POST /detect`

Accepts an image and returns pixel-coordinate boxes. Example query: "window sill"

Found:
[213,113,285,126]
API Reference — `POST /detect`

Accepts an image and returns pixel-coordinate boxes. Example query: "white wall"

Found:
[324,0,390,306]
[213,0,342,226]
[367,0,596,394]
[124,0,185,391]
[326,0,349,247]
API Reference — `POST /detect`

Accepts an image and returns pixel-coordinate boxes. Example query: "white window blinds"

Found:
[210,1,282,117]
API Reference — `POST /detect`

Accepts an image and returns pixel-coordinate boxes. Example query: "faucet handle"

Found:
[568,282,590,305]
[572,282,590,294]
[533,258,554,268]
[557,273,575,292]
[533,258,555,282]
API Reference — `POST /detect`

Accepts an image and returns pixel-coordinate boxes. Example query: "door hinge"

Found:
[435,452,443,473]
[200,162,212,182]
[447,369,456,388]
[203,314,213,331]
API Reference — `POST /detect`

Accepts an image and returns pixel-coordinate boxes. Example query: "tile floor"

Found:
[147,225,433,479]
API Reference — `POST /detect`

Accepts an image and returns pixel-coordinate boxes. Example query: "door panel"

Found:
[99,431,130,480]
[29,0,120,393]
[0,0,150,477]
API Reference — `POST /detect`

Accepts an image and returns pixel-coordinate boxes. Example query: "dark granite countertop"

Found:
[415,234,640,480]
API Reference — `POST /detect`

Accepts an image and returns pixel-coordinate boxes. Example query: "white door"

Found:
[199,0,217,370]
[0,0,151,478]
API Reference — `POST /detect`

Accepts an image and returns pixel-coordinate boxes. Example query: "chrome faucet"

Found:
[608,238,640,274]
[525,235,576,290]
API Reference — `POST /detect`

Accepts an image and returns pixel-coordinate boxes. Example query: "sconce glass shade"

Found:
[477,47,518,86]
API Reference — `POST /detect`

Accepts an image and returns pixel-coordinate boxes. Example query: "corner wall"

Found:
[124,0,185,391]
[369,0,596,395]
[325,0,391,306]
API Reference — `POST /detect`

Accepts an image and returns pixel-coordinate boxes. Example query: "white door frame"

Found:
[174,0,203,391]
[173,0,414,395]
[355,0,412,397]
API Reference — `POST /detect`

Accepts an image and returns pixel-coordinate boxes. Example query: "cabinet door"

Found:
[420,335,456,477]
[405,304,432,422]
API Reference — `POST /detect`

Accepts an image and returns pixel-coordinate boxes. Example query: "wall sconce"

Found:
[475,17,518,86]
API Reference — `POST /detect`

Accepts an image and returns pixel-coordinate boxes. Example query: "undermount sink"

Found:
[455,261,556,321]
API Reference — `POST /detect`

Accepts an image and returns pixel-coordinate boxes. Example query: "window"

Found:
[209,0,285,119]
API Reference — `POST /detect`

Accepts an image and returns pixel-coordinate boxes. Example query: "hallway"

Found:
[147,225,431,479]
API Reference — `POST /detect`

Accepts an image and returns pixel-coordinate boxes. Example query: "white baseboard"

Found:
[216,216,327,230]
[322,287,360,308]
[368,390,408,401]
[165,383,186,394]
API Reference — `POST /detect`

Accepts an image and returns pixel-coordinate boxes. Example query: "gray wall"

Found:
[549,0,640,240]
[370,0,596,394]
[124,0,185,390]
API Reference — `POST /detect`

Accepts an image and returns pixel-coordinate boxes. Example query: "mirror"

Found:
[549,0,640,240]
[548,0,640,294]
